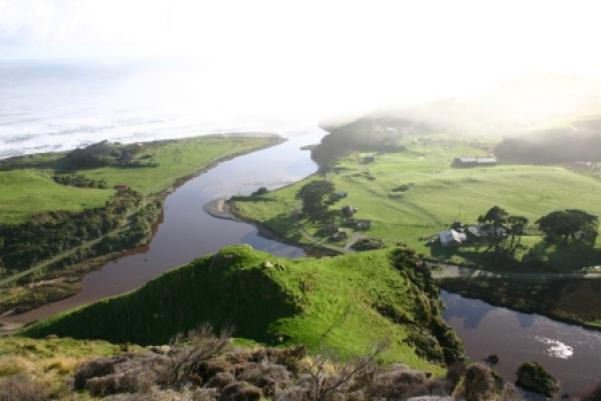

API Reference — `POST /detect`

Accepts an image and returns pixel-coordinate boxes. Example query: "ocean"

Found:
[0,59,319,159]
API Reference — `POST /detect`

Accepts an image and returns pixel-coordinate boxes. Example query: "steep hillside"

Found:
[24,245,462,373]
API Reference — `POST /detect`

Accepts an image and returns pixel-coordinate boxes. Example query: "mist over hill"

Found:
[495,116,601,164]
[388,74,601,136]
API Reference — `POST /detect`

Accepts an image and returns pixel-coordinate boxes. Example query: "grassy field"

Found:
[0,169,112,225]
[24,245,464,374]
[233,137,601,271]
[78,136,278,195]
[0,136,278,224]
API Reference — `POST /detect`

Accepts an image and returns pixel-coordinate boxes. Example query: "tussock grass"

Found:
[0,336,131,400]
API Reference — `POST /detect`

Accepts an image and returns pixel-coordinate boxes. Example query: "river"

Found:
[6,130,601,396]
[6,131,320,323]
[442,291,601,396]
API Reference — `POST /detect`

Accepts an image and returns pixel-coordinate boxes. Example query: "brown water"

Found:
[7,131,323,323]
[5,128,601,395]
[442,291,601,397]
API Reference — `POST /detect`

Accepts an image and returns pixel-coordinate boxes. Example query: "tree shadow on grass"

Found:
[230,195,277,203]
[524,240,601,271]
[429,242,519,270]
[260,213,305,243]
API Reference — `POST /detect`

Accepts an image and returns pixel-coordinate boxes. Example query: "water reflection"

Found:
[441,292,497,329]
[441,290,601,395]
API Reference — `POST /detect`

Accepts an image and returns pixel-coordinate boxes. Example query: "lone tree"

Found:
[536,209,598,245]
[507,215,529,250]
[296,180,335,221]
[478,206,509,252]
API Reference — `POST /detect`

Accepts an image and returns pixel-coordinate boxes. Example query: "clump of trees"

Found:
[474,206,599,256]
[64,141,158,169]
[296,180,335,221]
[536,209,598,245]
[53,173,108,189]
[476,206,529,254]
[311,116,419,169]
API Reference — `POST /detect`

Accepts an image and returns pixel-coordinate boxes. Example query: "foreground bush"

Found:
[62,325,524,401]
[515,361,559,397]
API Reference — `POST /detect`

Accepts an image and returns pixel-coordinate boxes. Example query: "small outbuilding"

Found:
[452,157,498,168]
[466,225,483,238]
[438,229,467,247]
[355,219,372,230]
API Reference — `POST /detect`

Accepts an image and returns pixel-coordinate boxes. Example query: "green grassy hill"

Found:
[24,245,462,373]
[233,137,601,271]
[0,136,278,224]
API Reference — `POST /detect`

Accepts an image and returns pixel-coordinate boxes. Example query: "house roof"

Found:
[439,229,467,245]
[455,156,497,163]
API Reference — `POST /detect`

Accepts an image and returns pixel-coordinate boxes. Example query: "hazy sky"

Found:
[3,0,601,115]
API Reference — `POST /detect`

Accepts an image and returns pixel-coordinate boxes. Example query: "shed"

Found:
[355,219,372,230]
[466,225,483,238]
[438,229,467,247]
[452,157,498,168]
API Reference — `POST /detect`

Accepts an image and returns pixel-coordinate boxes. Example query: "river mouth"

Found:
[5,129,601,396]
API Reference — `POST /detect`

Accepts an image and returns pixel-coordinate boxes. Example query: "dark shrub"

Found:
[484,354,499,365]
[237,362,291,396]
[220,381,263,401]
[463,363,499,401]
[74,356,122,389]
[351,237,385,251]
[252,187,269,196]
[207,372,236,389]
[516,361,559,397]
